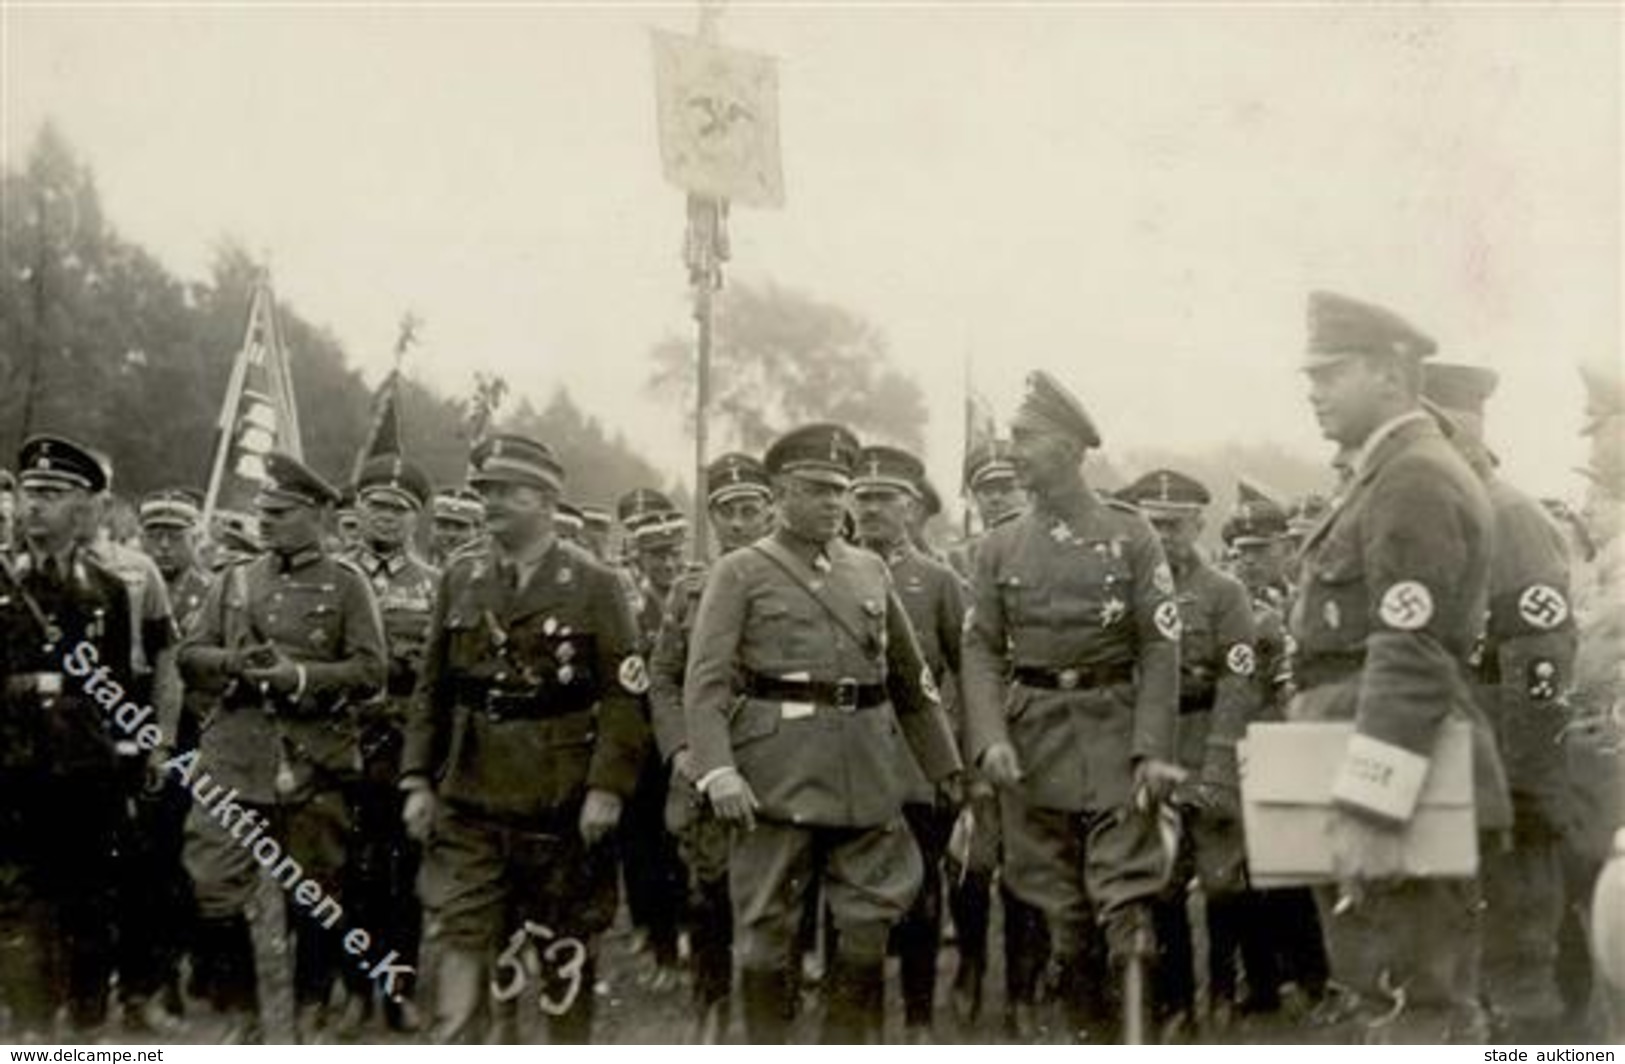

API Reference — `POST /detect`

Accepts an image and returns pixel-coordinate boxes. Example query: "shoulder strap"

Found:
[749,540,872,653]
[0,551,58,643]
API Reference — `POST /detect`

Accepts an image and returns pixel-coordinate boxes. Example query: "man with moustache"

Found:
[401,434,650,1044]
[961,373,1184,1043]
[648,452,775,1042]
[852,443,968,1042]
[683,423,963,1043]
[1287,292,1508,1042]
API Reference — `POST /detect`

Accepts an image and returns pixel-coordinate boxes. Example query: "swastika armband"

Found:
[1225,643,1256,677]
[1331,733,1430,823]
[618,655,650,695]
[1153,600,1183,640]
[1377,581,1434,631]
[1514,583,1570,632]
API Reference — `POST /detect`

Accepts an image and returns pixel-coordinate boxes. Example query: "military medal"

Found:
[557,664,575,685]
[275,757,298,796]
[543,617,558,636]
[1100,597,1127,626]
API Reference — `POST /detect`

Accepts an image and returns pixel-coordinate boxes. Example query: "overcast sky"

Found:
[4,3,1619,501]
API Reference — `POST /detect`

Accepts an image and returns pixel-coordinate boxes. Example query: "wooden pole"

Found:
[693,261,713,564]
[688,0,727,565]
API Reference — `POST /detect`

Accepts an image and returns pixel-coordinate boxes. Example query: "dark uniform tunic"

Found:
[1287,411,1508,1038]
[1167,560,1258,880]
[1246,584,1292,718]
[0,547,133,1032]
[882,542,968,1028]
[1474,475,1578,1027]
[346,544,438,1002]
[169,566,214,636]
[402,537,649,1040]
[961,491,1181,958]
[683,534,961,967]
[1153,555,1258,1021]
[647,562,735,1008]
[621,572,686,970]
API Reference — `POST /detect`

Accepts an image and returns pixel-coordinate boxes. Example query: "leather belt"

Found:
[743,673,885,710]
[6,672,64,698]
[456,680,594,722]
[1012,663,1134,691]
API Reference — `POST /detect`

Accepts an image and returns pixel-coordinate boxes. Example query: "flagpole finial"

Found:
[394,311,422,371]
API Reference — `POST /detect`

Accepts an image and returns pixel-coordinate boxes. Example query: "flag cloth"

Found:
[202,274,302,524]
[350,369,404,484]
[652,29,784,208]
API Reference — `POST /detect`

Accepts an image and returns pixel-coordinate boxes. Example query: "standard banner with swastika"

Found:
[651,29,785,208]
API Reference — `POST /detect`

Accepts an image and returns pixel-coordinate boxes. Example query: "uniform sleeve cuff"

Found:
[1331,733,1430,824]
[695,766,738,795]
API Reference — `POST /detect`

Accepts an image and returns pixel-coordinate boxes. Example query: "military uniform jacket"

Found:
[683,533,962,828]
[1288,413,1510,828]
[1246,583,1291,719]
[962,491,1181,812]
[178,545,387,803]
[885,543,967,803]
[648,565,710,762]
[350,545,439,703]
[169,566,214,638]
[1,547,135,778]
[1172,558,1259,790]
[1476,475,1577,826]
[401,538,650,821]
[163,565,216,749]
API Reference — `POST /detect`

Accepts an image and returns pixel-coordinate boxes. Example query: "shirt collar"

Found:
[491,534,556,589]
[22,541,78,578]
[275,543,324,574]
[358,544,407,577]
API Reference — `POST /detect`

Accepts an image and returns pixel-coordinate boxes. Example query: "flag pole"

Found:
[686,0,727,566]
[962,342,974,539]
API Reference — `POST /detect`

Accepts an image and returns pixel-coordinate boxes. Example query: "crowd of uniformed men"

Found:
[1,290,1620,1044]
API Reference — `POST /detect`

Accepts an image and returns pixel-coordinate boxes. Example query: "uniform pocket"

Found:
[729,699,781,748]
[301,602,343,654]
[750,594,819,663]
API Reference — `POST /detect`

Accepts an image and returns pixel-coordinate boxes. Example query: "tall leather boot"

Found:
[245,876,297,1044]
[431,947,489,1045]
[741,966,791,1044]
[820,956,884,1044]
[544,952,596,1045]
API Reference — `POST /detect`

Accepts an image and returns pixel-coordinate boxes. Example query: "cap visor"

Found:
[785,467,851,489]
